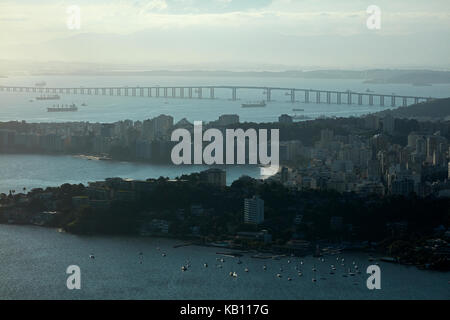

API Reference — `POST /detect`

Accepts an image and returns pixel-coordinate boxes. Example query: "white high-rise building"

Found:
[244,196,264,224]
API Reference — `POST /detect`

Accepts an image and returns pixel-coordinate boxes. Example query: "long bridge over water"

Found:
[0,85,434,107]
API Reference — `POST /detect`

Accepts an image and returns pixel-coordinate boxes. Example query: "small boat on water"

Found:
[276,273,282,278]
[181,266,187,271]
[292,108,304,112]
[244,268,249,272]
[89,254,95,259]
[380,257,398,263]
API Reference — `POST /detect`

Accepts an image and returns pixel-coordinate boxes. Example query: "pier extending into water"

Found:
[0,85,434,107]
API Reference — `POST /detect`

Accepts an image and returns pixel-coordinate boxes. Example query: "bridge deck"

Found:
[0,85,433,106]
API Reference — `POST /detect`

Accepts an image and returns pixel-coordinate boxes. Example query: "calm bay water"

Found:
[0,154,261,194]
[0,225,448,300]
[1,75,449,124]
[0,76,449,299]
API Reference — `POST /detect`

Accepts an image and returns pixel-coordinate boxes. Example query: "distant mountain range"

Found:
[363,70,450,85]
[29,68,450,85]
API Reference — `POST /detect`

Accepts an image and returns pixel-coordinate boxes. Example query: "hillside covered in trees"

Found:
[377,98,450,121]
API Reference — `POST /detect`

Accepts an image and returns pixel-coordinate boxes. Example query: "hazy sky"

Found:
[1,0,449,69]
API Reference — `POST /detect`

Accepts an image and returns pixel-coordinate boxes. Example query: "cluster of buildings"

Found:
[274,116,450,198]
[0,114,241,162]
[0,115,179,162]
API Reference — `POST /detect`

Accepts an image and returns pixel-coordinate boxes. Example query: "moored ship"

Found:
[36,94,60,100]
[47,104,78,112]
[241,100,266,108]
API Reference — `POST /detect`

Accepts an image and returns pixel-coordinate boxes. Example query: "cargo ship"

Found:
[241,100,266,108]
[292,108,304,111]
[47,104,78,112]
[36,94,60,100]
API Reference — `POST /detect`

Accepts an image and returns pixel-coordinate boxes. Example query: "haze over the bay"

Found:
[1,0,450,72]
